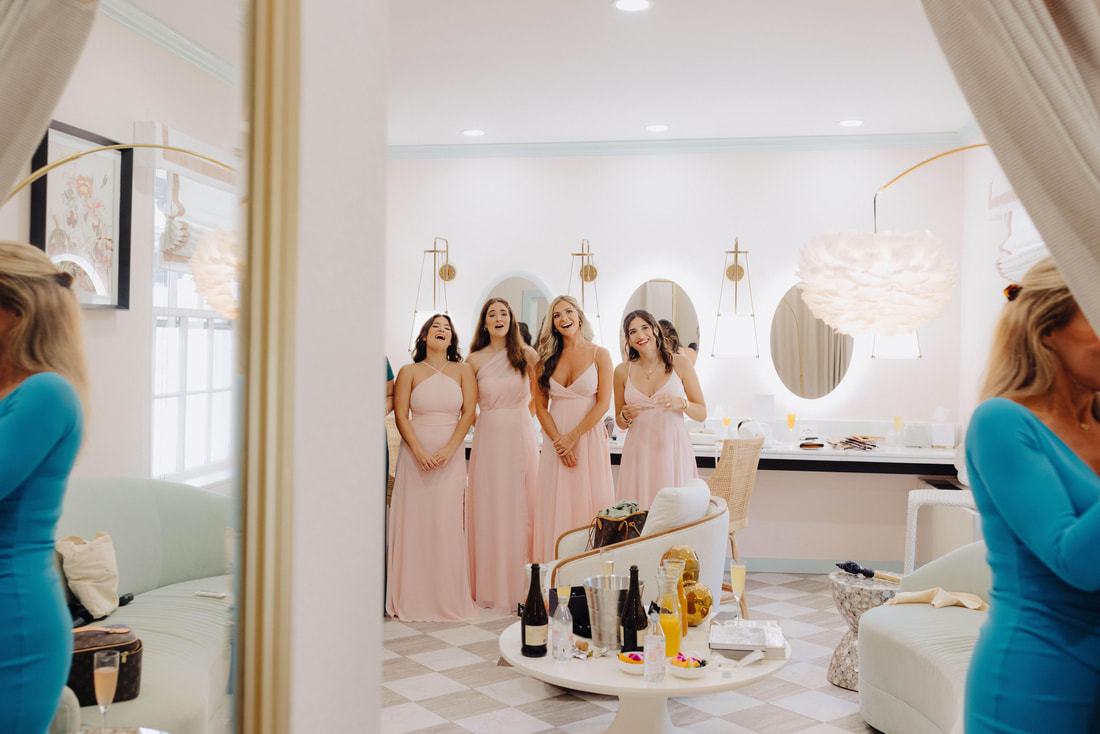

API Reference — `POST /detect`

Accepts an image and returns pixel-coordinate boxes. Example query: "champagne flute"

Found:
[94,649,120,733]
[729,563,748,614]
[722,416,731,443]
[893,415,904,433]
[786,413,797,444]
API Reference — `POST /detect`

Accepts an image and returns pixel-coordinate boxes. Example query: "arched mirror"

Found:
[770,285,855,399]
[623,280,700,362]
[483,276,549,346]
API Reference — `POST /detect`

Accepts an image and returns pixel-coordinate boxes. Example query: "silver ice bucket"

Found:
[582,575,643,651]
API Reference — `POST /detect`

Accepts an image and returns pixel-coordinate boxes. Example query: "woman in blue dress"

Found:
[0,243,87,733]
[965,257,1100,733]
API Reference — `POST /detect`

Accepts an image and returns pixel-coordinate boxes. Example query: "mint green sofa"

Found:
[858,540,991,734]
[50,477,234,734]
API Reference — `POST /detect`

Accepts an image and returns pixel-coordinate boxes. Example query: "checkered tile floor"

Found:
[382,573,880,733]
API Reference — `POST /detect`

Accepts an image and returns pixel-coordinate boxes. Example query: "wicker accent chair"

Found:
[706,435,765,618]
[385,414,401,505]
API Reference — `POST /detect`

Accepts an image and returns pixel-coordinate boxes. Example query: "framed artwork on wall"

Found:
[30,121,133,310]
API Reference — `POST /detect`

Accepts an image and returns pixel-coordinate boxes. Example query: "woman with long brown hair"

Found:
[531,295,615,562]
[964,257,1100,732]
[386,314,479,621]
[0,242,88,733]
[466,298,539,613]
[614,310,706,506]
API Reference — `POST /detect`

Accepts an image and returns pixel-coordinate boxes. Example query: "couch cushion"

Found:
[859,603,986,734]
[639,478,710,537]
[77,575,233,734]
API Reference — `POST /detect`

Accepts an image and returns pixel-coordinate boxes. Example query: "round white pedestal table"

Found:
[499,621,789,734]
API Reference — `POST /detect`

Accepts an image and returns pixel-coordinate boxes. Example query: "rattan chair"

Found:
[385,414,401,505]
[706,435,765,618]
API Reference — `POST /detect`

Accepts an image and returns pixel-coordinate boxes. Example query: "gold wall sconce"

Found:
[408,237,456,349]
[711,238,759,358]
[567,238,604,344]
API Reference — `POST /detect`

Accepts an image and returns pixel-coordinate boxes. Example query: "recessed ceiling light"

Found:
[462,129,485,137]
[645,123,669,133]
[614,0,653,11]
[838,119,864,128]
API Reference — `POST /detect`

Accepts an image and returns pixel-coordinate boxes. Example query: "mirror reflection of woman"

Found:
[532,295,615,562]
[615,310,706,507]
[659,319,698,365]
[0,243,87,733]
[386,314,479,621]
[465,298,539,614]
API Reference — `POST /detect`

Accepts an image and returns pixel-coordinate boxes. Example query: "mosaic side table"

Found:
[827,569,899,691]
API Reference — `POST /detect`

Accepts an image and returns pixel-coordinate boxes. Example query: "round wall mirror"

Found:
[622,280,700,362]
[483,276,548,346]
[770,285,855,399]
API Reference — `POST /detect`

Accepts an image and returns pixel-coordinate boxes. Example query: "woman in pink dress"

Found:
[466,298,539,613]
[386,314,480,621]
[615,310,707,507]
[532,295,615,563]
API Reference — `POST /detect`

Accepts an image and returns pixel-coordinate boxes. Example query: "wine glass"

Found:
[94,649,119,733]
[786,413,797,444]
[729,563,748,613]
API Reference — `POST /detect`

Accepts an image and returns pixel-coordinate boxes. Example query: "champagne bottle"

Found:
[620,564,648,653]
[521,564,548,657]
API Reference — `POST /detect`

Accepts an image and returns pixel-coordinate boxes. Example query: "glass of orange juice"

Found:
[893,415,904,433]
[786,413,797,443]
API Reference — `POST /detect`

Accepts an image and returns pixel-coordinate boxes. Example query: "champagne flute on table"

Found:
[94,649,119,733]
[786,413,797,444]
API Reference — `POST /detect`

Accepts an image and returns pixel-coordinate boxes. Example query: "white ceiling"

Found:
[111,0,974,148]
[388,0,974,147]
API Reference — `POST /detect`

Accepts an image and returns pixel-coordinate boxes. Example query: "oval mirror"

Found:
[770,285,855,399]
[483,276,548,346]
[622,280,700,363]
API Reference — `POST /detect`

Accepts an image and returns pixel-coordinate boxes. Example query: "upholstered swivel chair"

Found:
[706,435,765,618]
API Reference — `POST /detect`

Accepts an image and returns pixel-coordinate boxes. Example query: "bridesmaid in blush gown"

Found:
[532,295,615,563]
[615,310,707,507]
[466,298,539,614]
[386,314,480,622]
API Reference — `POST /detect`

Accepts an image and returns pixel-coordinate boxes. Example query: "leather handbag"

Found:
[587,510,648,549]
[67,624,143,707]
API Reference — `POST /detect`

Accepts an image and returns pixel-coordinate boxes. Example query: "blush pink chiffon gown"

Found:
[533,362,615,563]
[386,368,480,621]
[616,365,698,507]
[467,351,539,614]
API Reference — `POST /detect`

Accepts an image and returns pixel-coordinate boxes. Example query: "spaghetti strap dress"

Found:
[964,398,1100,733]
[532,362,615,563]
[1,373,83,734]
[386,368,479,621]
[617,365,698,507]
[467,351,538,614]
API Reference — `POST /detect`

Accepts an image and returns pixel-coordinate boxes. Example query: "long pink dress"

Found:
[617,365,698,507]
[386,369,480,621]
[467,351,539,614]
[533,362,615,563]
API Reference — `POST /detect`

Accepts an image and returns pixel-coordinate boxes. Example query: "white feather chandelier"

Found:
[192,226,243,319]
[796,230,957,336]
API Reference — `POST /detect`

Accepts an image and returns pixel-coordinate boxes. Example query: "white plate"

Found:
[669,659,709,678]
[617,657,645,675]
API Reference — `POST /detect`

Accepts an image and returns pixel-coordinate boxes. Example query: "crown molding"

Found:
[387,131,966,160]
[99,0,236,86]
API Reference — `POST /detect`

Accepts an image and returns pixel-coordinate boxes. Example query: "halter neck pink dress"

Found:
[617,364,698,507]
[533,361,615,563]
[386,367,479,621]
[467,351,538,614]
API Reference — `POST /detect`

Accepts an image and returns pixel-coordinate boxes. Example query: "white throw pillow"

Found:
[639,478,711,537]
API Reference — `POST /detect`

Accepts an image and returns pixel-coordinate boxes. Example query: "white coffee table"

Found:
[499,621,789,734]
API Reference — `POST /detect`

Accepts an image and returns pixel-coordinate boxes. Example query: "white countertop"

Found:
[608,436,958,465]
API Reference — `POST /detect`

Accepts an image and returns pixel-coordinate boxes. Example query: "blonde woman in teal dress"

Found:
[0,243,87,733]
[965,258,1100,733]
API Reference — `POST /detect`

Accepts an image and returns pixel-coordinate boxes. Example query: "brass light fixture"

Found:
[711,237,759,358]
[408,237,457,350]
[567,238,603,343]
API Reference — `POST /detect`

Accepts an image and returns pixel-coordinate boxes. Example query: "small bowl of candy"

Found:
[669,653,708,679]
[617,651,645,675]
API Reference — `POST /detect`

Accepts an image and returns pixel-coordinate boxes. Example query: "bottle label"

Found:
[524,624,547,647]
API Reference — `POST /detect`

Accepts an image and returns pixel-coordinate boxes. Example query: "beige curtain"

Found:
[920,1,1100,332]
[0,0,100,198]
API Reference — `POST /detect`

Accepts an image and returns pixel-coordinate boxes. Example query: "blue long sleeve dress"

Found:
[0,373,83,733]
[965,398,1100,733]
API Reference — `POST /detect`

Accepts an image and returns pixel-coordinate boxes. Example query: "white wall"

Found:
[386,146,965,425]
[0,15,238,478]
